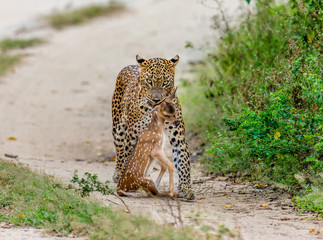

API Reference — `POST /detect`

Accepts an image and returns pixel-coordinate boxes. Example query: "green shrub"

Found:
[207,48,322,186]
[183,0,322,212]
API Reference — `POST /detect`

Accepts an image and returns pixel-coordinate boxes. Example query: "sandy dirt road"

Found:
[0,0,321,239]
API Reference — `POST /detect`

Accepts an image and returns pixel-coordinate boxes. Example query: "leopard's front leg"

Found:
[122,110,153,167]
[113,103,153,182]
[164,98,196,200]
[113,116,128,183]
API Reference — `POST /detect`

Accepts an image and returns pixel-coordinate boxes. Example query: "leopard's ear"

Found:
[136,55,148,67]
[170,55,179,66]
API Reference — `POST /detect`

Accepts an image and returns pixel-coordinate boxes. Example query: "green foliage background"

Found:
[183,0,322,213]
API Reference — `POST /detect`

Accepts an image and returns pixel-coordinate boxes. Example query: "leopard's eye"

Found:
[162,81,169,87]
[146,78,152,85]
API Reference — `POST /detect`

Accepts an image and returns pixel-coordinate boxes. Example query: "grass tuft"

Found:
[47,2,125,29]
[0,54,21,76]
[295,188,323,217]
[0,38,44,51]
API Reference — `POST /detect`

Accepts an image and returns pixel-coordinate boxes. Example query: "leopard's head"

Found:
[152,88,178,123]
[136,55,179,106]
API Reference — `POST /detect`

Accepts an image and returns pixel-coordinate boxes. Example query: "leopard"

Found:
[111,55,196,200]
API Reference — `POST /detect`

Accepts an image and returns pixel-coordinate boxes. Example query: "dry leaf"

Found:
[301,218,317,221]
[224,205,233,208]
[75,159,85,162]
[254,184,267,188]
[235,226,240,229]
[280,218,290,221]
[111,156,116,161]
[8,137,17,141]
[309,228,315,233]
[218,177,228,181]
[198,197,206,200]
[155,201,159,204]
[316,231,323,236]
[261,204,271,209]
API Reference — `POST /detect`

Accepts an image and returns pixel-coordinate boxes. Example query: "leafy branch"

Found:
[71,172,131,213]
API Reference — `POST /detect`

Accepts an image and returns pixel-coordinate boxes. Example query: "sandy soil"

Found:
[0,0,321,239]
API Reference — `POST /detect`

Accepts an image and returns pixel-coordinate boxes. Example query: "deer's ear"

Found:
[169,55,179,66]
[152,105,161,112]
[136,55,148,67]
[168,87,177,100]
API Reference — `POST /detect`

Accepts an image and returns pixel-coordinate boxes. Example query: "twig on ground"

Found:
[163,198,184,228]
[196,182,216,195]
[176,199,184,228]
[113,193,131,214]
[4,153,18,158]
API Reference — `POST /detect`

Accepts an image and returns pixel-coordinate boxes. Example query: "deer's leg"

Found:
[151,150,175,198]
[137,177,159,196]
[155,163,167,187]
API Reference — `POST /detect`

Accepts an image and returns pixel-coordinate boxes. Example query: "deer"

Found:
[117,89,179,198]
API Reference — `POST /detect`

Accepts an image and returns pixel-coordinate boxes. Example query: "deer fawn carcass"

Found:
[117,89,179,198]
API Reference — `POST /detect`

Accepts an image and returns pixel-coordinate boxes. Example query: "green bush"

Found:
[207,49,322,186]
[183,0,322,212]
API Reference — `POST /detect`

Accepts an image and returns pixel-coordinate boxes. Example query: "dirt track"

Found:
[0,0,321,239]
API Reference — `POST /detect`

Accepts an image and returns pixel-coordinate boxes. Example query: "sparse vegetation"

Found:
[0,38,44,51]
[183,0,322,214]
[0,37,44,76]
[47,2,125,29]
[0,54,21,76]
[294,173,323,216]
[0,159,200,239]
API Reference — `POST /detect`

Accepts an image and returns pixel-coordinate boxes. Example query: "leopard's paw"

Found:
[178,188,196,200]
[112,170,121,183]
